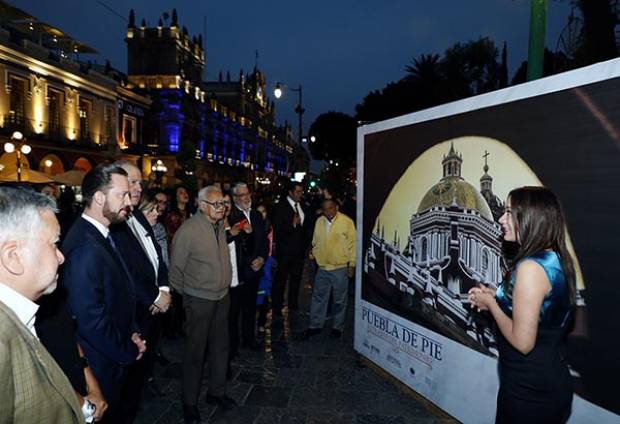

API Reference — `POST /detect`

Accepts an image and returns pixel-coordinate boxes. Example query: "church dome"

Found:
[418,176,494,221]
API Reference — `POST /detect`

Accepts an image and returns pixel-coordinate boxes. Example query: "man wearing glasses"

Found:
[169,186,235,423]
[228,182,268,354]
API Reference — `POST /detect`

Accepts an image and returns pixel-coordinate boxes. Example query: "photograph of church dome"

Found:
[363,138,586,356]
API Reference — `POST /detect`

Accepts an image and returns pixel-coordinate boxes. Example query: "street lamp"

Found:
[274,82,304,145]
[4,131,30,182]
[44,159,53,174]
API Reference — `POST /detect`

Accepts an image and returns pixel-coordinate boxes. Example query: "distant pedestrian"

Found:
[271,181,311,316]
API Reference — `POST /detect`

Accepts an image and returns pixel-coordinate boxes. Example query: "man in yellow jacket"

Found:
[303,199,356,339]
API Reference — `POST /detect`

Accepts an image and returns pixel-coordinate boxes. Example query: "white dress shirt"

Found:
[0,283,39,337]
[127,216,159,278]
[127,215,170,298]
[81,212,109,238]
[325,214,334,237]
[236,204,252,225]
[228,241,239,288]
[286,196,305,225]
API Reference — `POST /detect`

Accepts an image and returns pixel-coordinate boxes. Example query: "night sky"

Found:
[14,0,572,135]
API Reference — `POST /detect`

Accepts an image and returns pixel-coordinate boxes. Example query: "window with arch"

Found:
[421,238,428,262]
[481,249,489,274]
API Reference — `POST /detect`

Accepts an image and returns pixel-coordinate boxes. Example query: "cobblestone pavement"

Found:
[135,273,457,424]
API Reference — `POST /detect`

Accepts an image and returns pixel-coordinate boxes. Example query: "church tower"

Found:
[479,151,504,221]
[480,151,493,193]
[442,142,463,178]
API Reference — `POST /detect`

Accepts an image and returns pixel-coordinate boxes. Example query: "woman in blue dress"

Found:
[468,186,575,423]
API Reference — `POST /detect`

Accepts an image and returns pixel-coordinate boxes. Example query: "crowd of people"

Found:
[0,159,577,424]
[0,162,357,424]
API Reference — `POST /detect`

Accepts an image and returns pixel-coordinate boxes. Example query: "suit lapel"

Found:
[80,218,136,296]
[132,210,165,272]
[0,302,81,420]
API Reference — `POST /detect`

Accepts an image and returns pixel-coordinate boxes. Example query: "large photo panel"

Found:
[355,59,620,422]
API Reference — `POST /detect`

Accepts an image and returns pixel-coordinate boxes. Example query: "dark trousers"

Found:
[118,314,162,423]
[92,361,127,424]
[229,277,259,355]
[182,293,230,406]
[272,253,304,313]
[162,291,185,337]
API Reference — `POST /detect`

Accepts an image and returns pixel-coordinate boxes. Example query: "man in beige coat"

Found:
[0,187,82,423]
[170,185,235,423]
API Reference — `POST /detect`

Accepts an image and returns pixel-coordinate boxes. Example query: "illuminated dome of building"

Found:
[417,143,493,222]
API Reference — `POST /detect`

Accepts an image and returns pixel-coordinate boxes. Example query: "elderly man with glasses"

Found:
[169,186,235,423]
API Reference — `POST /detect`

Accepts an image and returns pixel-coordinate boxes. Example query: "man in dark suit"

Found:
[271,181,312,316]
[60,164,146,422]
[111,161,171,423]
[228,182,268,354]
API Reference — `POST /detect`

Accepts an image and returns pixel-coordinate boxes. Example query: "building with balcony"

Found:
[0,1,151,181]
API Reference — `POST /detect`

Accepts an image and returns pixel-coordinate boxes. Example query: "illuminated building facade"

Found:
[125,8,298,186]
[0,2,151,179]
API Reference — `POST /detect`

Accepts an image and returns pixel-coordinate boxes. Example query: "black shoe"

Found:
[206,393,237,411]
[242,340,263,351]
[330,329,342,339]
[182,403,201,424]
[302,328,322,339]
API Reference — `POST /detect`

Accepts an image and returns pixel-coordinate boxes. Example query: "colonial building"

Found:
[125,9,299,187]
[0,1,151,181]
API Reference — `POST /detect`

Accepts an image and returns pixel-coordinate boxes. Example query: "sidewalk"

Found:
[135,278,457,424]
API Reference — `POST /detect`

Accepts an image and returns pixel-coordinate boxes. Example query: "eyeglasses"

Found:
[201,200,226,209]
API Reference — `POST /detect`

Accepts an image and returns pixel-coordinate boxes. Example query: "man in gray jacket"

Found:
[169,186,235,423]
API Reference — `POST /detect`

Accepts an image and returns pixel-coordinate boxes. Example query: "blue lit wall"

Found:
[158,89,185,153]
[165,123,181,152]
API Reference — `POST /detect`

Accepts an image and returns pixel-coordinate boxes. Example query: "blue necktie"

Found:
[106,234,132,281]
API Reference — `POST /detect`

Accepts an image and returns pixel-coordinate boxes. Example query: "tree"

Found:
[556,1,619,67]
[575,0,618,64]
[405,53,442,84]
[441,37,500,100]
[355,38,501,124]
[405,53,445,109]
[511,48,570,85]
[308,112,357,165]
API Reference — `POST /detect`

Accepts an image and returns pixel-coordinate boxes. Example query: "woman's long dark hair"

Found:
[502,186,577,305]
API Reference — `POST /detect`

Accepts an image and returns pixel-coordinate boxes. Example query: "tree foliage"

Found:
[308,111,357,165]
[356,37,501,123]
[573,0,618,65]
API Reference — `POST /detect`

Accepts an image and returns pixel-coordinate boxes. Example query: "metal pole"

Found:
[527,0,547,81]
[297,84,303,145]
